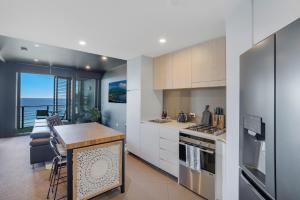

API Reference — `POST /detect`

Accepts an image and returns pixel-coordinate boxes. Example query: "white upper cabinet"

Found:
[154,54,173,90]
[153,37,226,90]
[172,48,192,89]
[191,40,211,83]
[191,37,226,88]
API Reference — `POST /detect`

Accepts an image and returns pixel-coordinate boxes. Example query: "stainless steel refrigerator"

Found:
[239,18,300,200]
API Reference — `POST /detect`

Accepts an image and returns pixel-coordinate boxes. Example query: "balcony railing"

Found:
[18,105,66,128]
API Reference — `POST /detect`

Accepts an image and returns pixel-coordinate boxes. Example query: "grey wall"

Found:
[0,61,103,137]
[191,87,226,121]
[0,63,18,137]
[163,87,226,123]
[101,65,127,133]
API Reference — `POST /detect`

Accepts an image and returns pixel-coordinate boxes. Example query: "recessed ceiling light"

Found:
[85,65,91,70]
[159,38,167,44]
[34,44,40,47]
[102,56,107,61]
[33,58,39,62]
[79,40,87,46]
[20,46,28,51]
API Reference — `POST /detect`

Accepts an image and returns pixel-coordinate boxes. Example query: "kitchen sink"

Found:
[149,119,172,123]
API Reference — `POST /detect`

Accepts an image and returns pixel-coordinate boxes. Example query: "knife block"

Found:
[212,114,225,129]
[212,114,218,127]
[217,115,225,129]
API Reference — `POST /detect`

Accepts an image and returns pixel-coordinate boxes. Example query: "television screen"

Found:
[109,80,127,103]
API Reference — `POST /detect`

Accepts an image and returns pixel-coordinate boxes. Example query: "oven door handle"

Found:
[180,142,214,155]
[198,148,214,154]
[179,142,188,146]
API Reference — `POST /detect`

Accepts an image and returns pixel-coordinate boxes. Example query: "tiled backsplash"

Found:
[163,87,226,123]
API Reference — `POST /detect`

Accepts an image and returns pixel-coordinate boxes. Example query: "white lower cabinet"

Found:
[126,90,141,156]
[140,122,160,167]
[215,140,226,200]
[139,121,226,198]
[159,138,178,154]
[139,122,180,177]
[159,126,179,177]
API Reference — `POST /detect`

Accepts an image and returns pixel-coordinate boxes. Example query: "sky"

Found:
[21,73,54,98]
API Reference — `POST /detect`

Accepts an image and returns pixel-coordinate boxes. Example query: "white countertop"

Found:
[146,120,196,129]
[143,119,226,143]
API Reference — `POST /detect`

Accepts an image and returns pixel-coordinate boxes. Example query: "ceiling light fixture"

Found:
[85,65,91,70]
[34,44,40,47]
[159,38,167,44]
[20,46,28,51]
[79,40,87,46]
[102,56,107,61]
[33,58,39,62]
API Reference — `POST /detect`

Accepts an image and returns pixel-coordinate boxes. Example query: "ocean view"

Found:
[20,98,66,128]
[21,98,57,106]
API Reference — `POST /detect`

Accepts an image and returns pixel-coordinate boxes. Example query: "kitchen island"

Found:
[54,122,125,200]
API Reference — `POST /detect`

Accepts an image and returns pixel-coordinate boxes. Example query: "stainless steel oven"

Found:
[179,132,215,200]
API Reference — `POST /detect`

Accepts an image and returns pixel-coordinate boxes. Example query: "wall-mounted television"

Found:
[109,80,127,103]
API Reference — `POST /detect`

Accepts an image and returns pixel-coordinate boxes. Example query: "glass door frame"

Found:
[72,76,100,123]
[53,76,72,121]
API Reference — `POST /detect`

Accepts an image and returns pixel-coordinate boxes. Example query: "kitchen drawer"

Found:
[159,158,179,177]
[159,148,178,165]
[159,138,178,154]
[159,126,179,142]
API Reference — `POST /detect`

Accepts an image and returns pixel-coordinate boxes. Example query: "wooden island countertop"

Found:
[54,122,125,150]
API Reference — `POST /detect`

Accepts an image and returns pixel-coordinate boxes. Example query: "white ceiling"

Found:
[0,0,236,60]
[0,35,126,72]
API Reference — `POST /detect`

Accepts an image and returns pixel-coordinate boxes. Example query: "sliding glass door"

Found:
[17,72,99,131]
[18,73,72,130]
[74,78,97,123]
[53,76,72,121]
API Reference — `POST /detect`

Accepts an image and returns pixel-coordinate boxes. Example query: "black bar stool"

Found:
[47,137,67,200]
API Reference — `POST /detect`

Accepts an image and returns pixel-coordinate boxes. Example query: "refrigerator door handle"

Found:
[241,173,265,200]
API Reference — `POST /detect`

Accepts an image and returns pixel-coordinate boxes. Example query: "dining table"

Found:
[54,122,126,200]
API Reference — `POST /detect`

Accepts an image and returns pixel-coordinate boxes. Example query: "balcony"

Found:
[17,105,66,133]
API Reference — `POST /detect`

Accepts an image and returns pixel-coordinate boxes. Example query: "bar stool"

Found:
[47,137,67,200]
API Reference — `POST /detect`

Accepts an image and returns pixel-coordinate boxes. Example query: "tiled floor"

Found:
[0,135,204,200]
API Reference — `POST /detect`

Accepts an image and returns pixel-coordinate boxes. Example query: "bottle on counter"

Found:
[161,109,168,119]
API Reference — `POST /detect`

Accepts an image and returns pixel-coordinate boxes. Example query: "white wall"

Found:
[225,1,253,199]
[101,65,127,132]
[225,0,299,199]
[253,0,300,43]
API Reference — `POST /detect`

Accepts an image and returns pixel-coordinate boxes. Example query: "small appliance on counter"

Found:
[177,112,196,123]
[177,111,188,122]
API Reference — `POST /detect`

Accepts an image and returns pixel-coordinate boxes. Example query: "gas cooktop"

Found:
[185,124,225,136]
